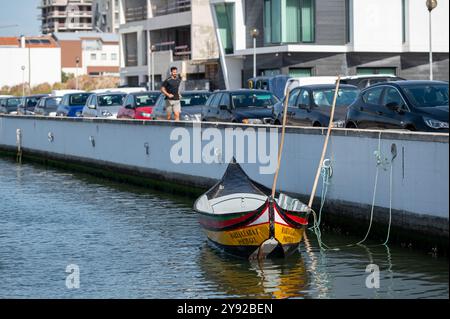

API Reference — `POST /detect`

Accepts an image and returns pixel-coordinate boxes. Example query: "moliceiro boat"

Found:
[194,160,310,259]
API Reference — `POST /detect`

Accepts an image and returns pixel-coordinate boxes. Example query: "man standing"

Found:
[161,66,182,121]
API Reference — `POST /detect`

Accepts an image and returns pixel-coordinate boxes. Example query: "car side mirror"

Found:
[219,105,229,111]
[88,104,96,109]
[386,102,401,112]
[298,104,310,111]
[125,104,134,110]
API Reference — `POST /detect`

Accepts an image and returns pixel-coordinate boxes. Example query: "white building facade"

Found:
[0,37,61,88]
[210,0,449,89]
[119,0,220,89]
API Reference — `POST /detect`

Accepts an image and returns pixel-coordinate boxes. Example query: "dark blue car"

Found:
[345,80,449,132]
[56,93,92,117]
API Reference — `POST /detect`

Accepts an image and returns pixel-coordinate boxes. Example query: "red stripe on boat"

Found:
[274,205,308,226]
[199,206,268,230]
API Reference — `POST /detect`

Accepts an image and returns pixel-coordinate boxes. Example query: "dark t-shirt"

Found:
[162,76,181,100]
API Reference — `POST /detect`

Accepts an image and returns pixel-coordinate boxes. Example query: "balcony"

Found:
[153,41,191,61]
[125,54,138,67]
[39,0,93,8]
[125,5,148,23]
[45,22,93,30]
[152,0,191,17]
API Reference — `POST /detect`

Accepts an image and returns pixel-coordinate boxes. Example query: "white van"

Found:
[284,76,338,94]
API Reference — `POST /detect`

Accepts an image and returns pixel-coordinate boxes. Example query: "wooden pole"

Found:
[308,76,341,208]
[271,86,291,198]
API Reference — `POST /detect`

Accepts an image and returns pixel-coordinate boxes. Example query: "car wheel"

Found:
[346,121,357,129]
[405,125,416,131]
[313,122,322,127]
[274,119,281,126]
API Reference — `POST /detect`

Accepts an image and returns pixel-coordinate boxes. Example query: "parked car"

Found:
[0,97,22,114]
[152,91,211,121]
[340,74,405,90]
[273,84,359,127]
[81,92,127,118]
[345,80,449,132]
[117,91,161,120]
[247,75,291,100]
[17,94,49,115]
[34,96,63,116]
[202,89,279,124]
[56,92,92,117]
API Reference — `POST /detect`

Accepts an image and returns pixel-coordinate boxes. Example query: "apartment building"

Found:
[0,36,61,87]
[210,0,449,89]
[119,0,220,89]
[53,32,120,77]
[40,0,94,34]
[93,0,121,33]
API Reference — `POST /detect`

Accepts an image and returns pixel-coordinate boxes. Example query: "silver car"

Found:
[81,92,127,118]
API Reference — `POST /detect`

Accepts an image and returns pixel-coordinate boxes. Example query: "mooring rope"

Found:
[309,132,396,250]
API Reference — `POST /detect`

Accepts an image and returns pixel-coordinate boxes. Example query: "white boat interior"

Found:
[195,193,268,214]
[195,193,308,215]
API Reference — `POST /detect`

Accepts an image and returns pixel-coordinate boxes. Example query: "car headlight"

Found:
[75,111,82,117]
[242,118,263,124]
[140,112,153,118]
[332,120,345,128]
[424,117,449,129]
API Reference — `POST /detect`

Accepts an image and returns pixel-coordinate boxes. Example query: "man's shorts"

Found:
[165,99,181,114]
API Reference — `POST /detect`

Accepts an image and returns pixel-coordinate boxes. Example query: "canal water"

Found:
[0,158,448,299]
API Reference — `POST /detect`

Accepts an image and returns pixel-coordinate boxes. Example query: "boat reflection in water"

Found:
[198,244,309,299]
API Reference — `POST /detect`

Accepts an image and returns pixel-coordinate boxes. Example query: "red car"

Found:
[117,91,161,120]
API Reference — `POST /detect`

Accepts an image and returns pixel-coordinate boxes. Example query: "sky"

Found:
[0,0,41,37]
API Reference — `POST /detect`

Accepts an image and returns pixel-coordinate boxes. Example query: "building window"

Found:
[91,53,97,60]
[215,3,234,54]
[142,31,148,66]
[357,67,397,75]
[262,69,281,76]
[300,0,314,42]
[111,53,117,60]
[264,0,315,44]
[101,53,107,60]
[345,0,351,43]
[289,68,312,77]
[83,39,102,51]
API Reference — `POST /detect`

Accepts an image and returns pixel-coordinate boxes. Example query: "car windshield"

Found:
[231,92,278,108]
[98,94,125,107]
[7,98,21,107]
[135,94,160,107]
[313,88,359,107]
[46,97,62,107]
[69,94,91,106]
[403,84,449,108]
[181,93,210,107]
